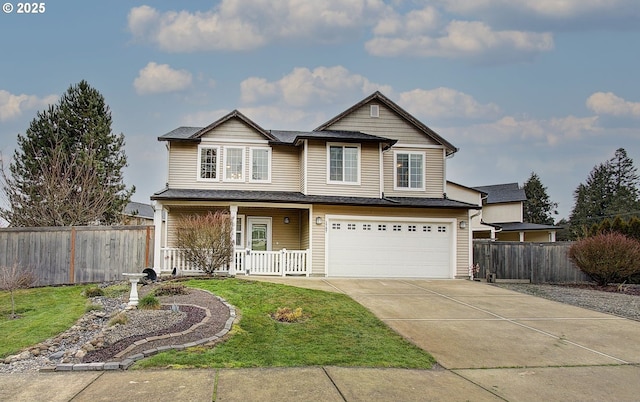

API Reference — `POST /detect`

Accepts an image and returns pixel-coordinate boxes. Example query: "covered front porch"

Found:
[152,201,313,277]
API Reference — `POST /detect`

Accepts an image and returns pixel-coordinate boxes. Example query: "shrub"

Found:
[138,294,160,310]
[154,282,188,297]
[108,312,128,326]
[83,286,104,298]
[273,307,304,323]
[0,264,38,318]
[175,211,233,274]
[568,233,640,286]
[85,303,104,313]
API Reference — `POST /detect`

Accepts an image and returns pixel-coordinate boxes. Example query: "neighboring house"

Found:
[150,92,480,278]
[122,201,156,225]
[468,183,557,242]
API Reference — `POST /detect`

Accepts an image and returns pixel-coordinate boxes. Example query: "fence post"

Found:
[69,227,76,284]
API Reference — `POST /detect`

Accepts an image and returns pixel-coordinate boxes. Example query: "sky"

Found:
[1,0,639,221]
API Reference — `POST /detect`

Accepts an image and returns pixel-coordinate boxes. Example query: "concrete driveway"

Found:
[257,277,640,401]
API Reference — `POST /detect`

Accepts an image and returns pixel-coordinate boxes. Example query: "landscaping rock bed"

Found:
[493,283,640,321]
[0,284,233,373]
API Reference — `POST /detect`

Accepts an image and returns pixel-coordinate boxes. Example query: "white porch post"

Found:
[549,231,556,242]
[519,231,525,242]
[151,200,164,274]
[229,205,238,276]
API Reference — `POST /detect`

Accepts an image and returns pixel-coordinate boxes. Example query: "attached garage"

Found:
[326,216,454,278]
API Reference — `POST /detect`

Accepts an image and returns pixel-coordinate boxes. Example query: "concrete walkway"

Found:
[2,278,639,401]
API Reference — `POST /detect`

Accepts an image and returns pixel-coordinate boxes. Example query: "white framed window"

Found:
[235,215,245,249]
[394,151,424,190]
[224,147,245,182]
[370,104,379,117]
[197,145,219,181]
[327,143,360,184]
[250,147,271,183]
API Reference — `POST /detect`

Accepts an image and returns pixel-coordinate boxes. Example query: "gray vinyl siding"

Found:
[200,119,267,141]
[310,205,470,278]
[167,143,300,191]
[305,140,380,198]
[324,102,441,145]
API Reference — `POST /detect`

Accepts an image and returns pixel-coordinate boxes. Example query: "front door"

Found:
[247,217,272,251]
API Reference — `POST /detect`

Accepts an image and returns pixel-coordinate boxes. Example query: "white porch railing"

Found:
[161,248,310,277]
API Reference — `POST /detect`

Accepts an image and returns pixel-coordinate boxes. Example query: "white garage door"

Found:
[327,217,452,278]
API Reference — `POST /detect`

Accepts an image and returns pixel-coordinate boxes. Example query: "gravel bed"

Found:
[493,283,640,321]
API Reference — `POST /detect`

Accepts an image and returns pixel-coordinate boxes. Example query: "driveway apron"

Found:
[319,278,640,401]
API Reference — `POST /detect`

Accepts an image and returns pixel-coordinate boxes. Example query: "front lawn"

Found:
[136,278,435,369]
[0,285,88,358]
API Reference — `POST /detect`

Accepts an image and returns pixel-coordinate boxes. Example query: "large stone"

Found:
[74,349,86,359]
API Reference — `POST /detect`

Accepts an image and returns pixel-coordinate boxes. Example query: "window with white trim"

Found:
[250,147,271,182]
[328,143,359,184]
[395,151,424,190]
[235,215,245,249]
[224,147,245,182]
[197,145,219,180]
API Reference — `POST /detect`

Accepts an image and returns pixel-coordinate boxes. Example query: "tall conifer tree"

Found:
[0,80,134,226]
[523,172,558,225]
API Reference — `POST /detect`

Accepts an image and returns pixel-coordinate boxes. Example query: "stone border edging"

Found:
[51,290,237,372]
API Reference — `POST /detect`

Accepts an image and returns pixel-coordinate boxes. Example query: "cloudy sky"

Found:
[1,0,639,220]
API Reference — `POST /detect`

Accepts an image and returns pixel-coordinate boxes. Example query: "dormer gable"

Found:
[315,91,458,156]
[158,110,277,143]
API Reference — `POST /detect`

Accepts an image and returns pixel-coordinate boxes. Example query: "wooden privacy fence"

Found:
[0,226,154,286]
[473,241,591,283]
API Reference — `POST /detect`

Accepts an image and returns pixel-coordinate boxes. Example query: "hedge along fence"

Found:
[473,240,591,284]
[0,226,154,286]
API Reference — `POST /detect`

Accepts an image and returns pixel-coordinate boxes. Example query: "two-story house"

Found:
[151,92,480,279]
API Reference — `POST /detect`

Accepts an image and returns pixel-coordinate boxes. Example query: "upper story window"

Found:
[250,147,271,183]
[197,145,219,181]
[395,151,424,190]
[224,147,245,182]
[327,143,360,184]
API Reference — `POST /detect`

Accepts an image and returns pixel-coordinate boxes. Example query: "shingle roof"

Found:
[123,201,155,219]
[270,129,396,148]
[314,91,458,156]
[473,183,527,204]
[151,188,479,209]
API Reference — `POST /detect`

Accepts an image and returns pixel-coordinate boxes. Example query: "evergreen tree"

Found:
[0,80,134,226]
[569,148,640,237]
[523,172,558,225]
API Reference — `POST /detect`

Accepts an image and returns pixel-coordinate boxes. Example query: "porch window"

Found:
[327,143,359,184]
[250,147,271,182]
[235,215,244,249]
[197,145,219,181]
[224,147,245,182]
[395,151,424,190]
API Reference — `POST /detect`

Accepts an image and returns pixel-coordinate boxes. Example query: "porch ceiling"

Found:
[151,188,479,209]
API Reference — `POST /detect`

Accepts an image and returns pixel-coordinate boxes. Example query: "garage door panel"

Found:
[327,217,452,278]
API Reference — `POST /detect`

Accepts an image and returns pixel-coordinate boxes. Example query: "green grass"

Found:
[0,285,88,358]
[136,278,435,369]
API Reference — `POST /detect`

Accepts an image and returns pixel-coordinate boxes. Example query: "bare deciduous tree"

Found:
[174,211,234,274]
[0,263,37,318]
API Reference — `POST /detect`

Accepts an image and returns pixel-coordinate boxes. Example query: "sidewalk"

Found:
[0,366,501,402]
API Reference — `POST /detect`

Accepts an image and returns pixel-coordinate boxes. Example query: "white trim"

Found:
[152,200,164,272]
[442,148,447,195]
[393,150,425,191]
[234,213,245,250]
[326,142,361,185]
[303,139,308,194]
[223,146,246,182]
[200,138,269,144]
[196,144,220,182]
[247,216,272,251]
[249,147,272,183]
[379,143,384,198]
[324,214,456,278]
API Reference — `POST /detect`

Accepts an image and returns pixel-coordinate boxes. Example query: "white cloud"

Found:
[398,88,502,121]
[366,19,553,61]
[133,62,193,95]
[440,0,635,18]
[128,1,389,52]
[586,92,640,118]
[0,90,57,122]
[240,66,392,108]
